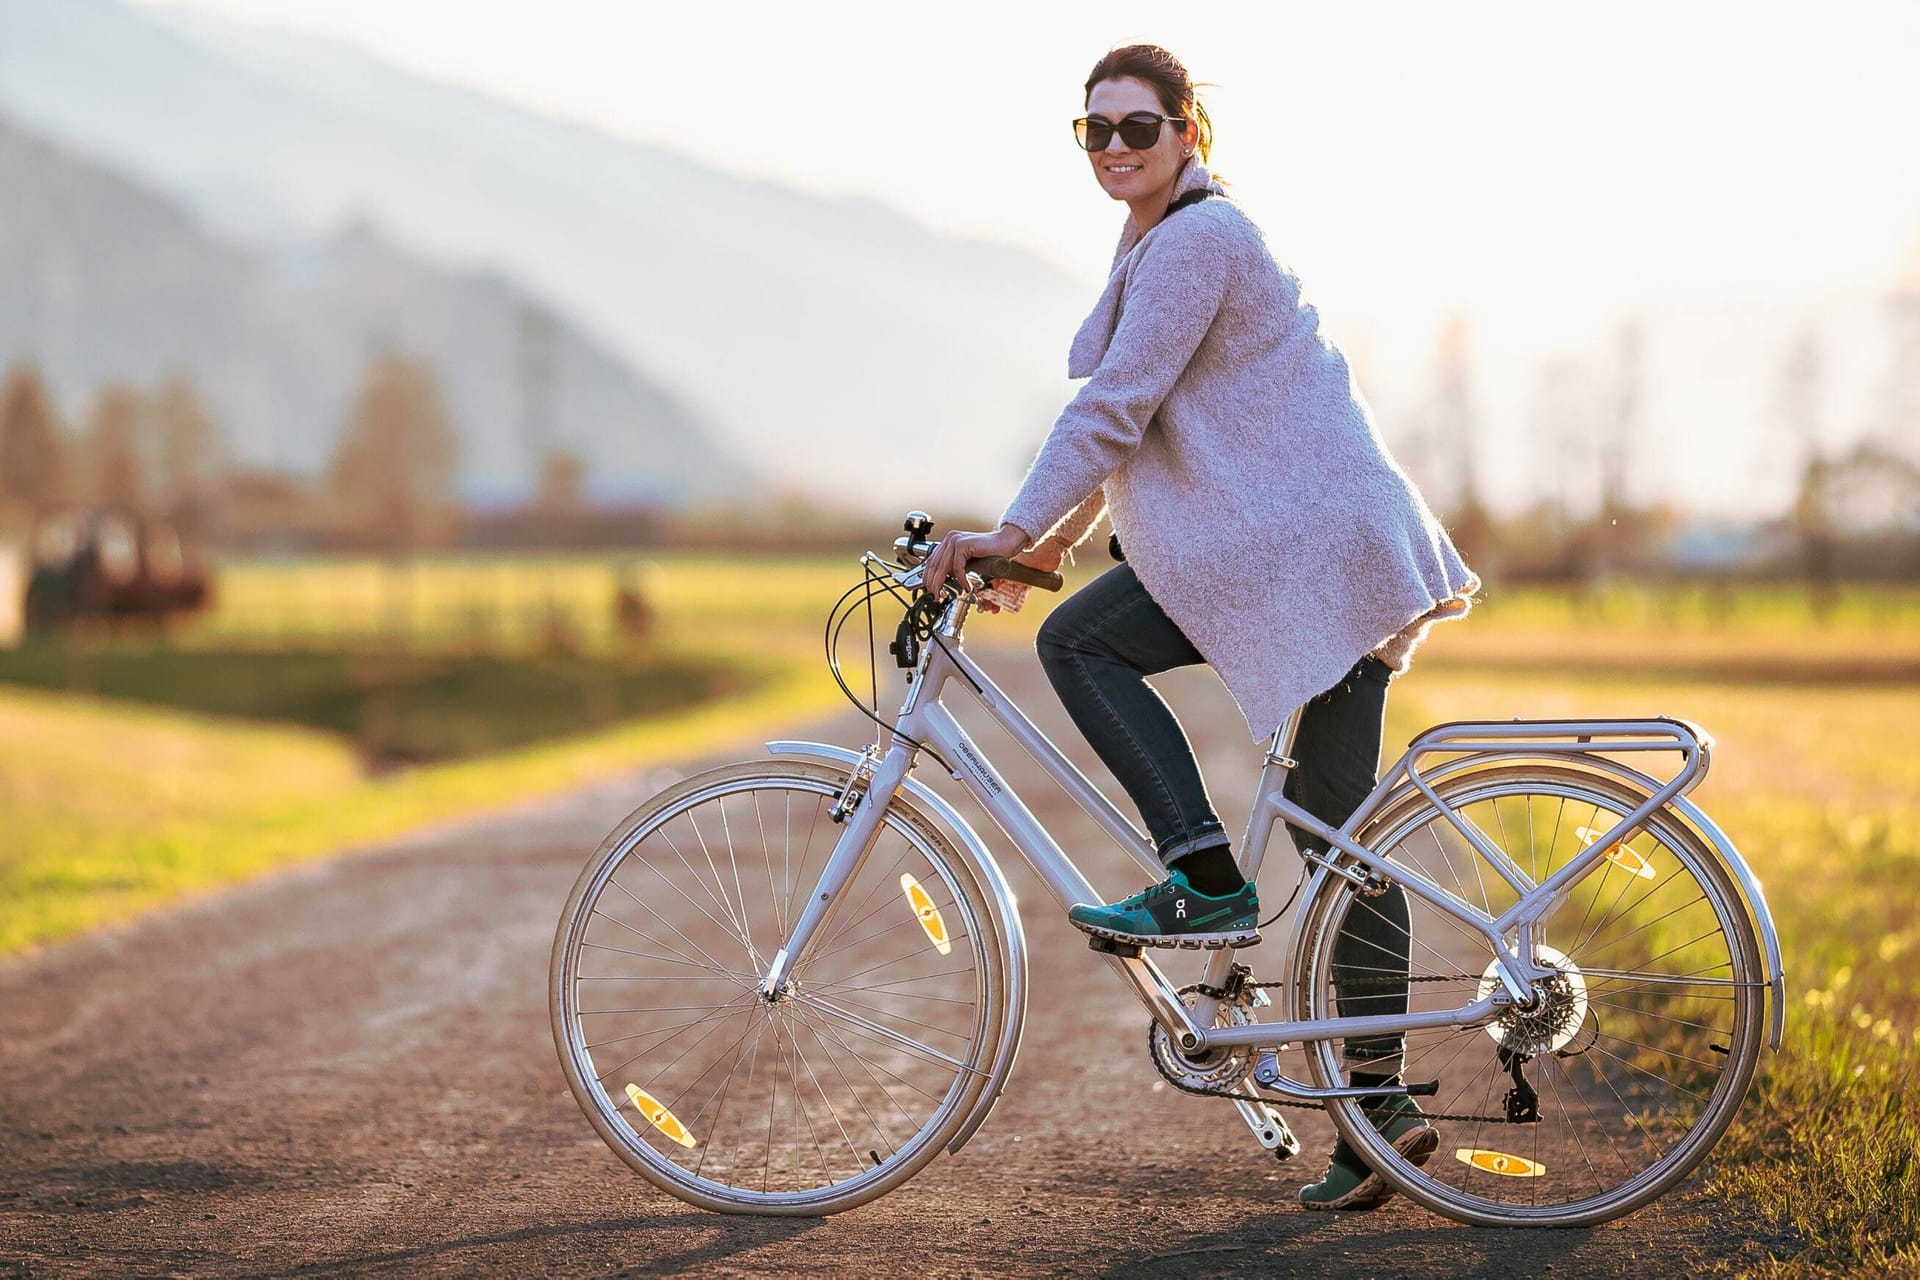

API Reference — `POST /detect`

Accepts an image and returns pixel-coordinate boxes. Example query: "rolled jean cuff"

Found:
[1157,826,1231,867]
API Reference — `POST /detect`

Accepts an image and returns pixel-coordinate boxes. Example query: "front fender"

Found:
[766,740,1029,1154]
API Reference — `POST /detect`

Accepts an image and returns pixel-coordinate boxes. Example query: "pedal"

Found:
[1086,934,1143,959]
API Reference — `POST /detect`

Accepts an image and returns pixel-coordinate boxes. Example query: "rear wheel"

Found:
[550,761,1010,1214]
[1295,765,1765,1226]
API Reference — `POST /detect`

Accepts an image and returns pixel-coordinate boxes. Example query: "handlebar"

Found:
[890,507,1066,597]
[965,555,1063,593]
[892,535,1064,594]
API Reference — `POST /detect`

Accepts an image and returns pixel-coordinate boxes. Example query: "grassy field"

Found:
[0,645,754,764]
[0,553,868,953]
[1,563,1915,1271]
[189,551,1059,652]
[0,550,1077,954]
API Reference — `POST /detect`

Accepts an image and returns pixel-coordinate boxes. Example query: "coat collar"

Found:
[1069,159,1227,379]
[1111,158,1224,264]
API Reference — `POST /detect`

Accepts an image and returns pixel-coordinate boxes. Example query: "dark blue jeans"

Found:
[1035,563,1410,1068]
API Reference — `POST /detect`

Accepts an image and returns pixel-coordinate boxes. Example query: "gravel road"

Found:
[0,646,1782,1277]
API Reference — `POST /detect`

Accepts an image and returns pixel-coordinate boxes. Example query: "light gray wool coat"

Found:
[1001,160,1480,742]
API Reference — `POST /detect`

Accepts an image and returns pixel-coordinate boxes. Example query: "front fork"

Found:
[757,742,908,1000]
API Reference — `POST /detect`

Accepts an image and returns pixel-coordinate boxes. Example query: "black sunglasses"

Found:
[1072,111,1184,152]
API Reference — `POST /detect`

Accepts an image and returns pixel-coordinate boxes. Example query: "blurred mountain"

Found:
[0,113,740,503]
[0,0,1091,517]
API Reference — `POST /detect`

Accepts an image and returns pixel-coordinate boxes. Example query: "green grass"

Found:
[190,549,1085,651]
[0,649,836,955]
[0,548,1078,956]
[0,644,750,764]
[0,552,903,953]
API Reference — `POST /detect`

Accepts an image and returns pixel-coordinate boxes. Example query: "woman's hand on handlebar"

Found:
[921,522,1028,600]
[974,536,1066,614]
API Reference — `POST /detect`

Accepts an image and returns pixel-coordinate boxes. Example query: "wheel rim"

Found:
[1301,768,1762,1223]
[556,773,996,1208]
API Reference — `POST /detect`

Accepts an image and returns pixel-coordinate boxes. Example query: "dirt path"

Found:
[0,647,1784,1277]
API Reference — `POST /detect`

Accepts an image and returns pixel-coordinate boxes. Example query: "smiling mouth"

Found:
[1104,164,1142,174]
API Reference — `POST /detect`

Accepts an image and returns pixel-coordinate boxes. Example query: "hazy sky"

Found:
[131,1,1919,318]
[124,0,1920,516]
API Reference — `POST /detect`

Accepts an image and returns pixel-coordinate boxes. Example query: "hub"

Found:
[1477,943,1589,1056]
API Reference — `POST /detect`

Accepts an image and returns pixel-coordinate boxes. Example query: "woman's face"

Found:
[1083,75,1194,208]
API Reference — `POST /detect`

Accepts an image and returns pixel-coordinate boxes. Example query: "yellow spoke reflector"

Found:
[1576,826,1656,879]
[1455,1148,1547,1177]
[900,873,952,956]
[625,1083,697,1149]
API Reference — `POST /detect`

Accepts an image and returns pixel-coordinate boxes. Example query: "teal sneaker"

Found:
[1066,867,1260,950]
[1298,1093,1439,1211]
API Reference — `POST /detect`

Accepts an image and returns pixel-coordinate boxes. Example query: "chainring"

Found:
[1147,985,1258,1095]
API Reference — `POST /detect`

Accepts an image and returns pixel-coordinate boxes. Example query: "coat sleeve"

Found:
[1000,215,1235,541]
[1044,485,1108,559]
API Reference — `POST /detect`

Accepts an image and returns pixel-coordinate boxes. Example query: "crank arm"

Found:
[1231,1088,1302,1159]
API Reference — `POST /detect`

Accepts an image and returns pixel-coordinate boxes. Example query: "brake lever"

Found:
[893,537,968,600]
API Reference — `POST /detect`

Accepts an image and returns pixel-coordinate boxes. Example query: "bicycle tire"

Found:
[1293,763,1765,1227]
[550,760,1012,1215]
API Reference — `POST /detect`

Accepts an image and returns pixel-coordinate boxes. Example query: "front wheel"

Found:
[550,761,1012,1214]
[1294,765,1766,1227]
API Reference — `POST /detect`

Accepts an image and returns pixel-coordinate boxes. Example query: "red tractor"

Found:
[22,507,211,637]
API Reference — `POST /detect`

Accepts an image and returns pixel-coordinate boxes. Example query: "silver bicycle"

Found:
[550,514,1785,1225]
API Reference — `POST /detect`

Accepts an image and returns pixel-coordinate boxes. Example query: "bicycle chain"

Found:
[1151,974,1527,1124]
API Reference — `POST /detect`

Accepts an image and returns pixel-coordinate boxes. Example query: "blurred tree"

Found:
[327,352,460,555]
[1780,332,1836,616]
[85,384,147,513]
[1528,355,1589,582]
[1824,443,1920,537]
[1598,319,1643,575]
[1886,248,1920,577]
[153,373,227,531]
[329,352,460,646]
[535,449,587,514]
[0,363,68,513]
[1432,312,1493,567]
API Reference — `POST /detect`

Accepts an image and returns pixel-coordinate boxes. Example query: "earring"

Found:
[1183,148,1194,157]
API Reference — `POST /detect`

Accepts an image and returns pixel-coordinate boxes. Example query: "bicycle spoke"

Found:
[789,993,977,1074]
[787,1000,937,1122]
[694,1012,770,1179]
[1304,765,1761,1225]
[593,892,735,978]
[555,768,995,1208]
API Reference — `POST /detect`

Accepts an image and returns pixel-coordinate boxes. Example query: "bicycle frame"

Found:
[761,580,1779,1095]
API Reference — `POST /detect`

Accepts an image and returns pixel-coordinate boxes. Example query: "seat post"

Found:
[1236,705,1305,887]
[1268,706,1305,771]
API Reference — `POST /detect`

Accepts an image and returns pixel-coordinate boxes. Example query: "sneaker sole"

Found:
[1300,1124,1440,1212]
[1070,919,1261,950]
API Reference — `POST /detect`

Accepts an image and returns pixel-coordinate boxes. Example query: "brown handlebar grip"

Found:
[968,556,1064,592]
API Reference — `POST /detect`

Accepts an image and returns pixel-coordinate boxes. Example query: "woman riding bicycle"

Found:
[920,43,1480,1211]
